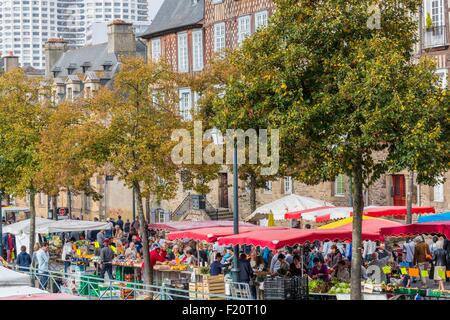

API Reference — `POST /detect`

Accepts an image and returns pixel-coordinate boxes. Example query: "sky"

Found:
[149,0,165,21]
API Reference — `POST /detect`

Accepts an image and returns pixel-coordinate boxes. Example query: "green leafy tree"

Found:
[209,0,450,299]
[86,57,182,286]
[0,69,51,255]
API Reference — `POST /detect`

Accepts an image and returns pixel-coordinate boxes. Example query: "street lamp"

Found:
[211,128,240,282]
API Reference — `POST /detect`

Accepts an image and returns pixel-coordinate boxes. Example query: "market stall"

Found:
[148,220,255,231]
[379,221,450,238]
[418,211,450,223]
[285,206,436,223]
[166,226,282,242]
[245,194,333,222]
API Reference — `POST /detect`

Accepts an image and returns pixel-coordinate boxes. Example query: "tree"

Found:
[36,100,106,219]
[0,68,51,256]
[209,0,449,299]
[86,56,182,286]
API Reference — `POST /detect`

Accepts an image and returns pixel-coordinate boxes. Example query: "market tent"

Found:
[167,226,285,242]
[285,206,352,222]
[418,212,450,223]
[148,220,255,231]
[0,286,47,298]
[37,219,110,233]
[3,218,110,253]
[218,228,385,250]
[380,222,450,238]
[318,216,403,233]
[0,292,86,300]
[245,194,333,221]
[0,267,31,286]
[363,206,435,217]
[3,217,55,235]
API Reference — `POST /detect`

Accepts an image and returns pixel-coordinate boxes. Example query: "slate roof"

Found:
[51,39,146,85]
[141,0,204,39]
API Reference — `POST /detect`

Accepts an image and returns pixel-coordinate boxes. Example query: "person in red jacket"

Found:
[149,243,166,267]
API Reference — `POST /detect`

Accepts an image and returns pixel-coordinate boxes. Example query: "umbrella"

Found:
[245,194,333,221]
[267,212,275,227]
[417,212,450,223]
[319,216,403,234]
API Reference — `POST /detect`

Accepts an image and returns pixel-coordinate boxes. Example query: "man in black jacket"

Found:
[238,253,255,299]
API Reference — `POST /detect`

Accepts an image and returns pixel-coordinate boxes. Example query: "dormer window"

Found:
[52,66,61,78]
[81,61,91,73]
[67,63,77,75]
[102,61,113,71]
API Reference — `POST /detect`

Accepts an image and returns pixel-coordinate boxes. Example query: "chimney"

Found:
[3,51,19,72]
[107,19,136,56]
[44,38,68,78]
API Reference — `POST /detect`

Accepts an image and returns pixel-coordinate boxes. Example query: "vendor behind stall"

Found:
[210,253,224,276]
[62,237,75,274]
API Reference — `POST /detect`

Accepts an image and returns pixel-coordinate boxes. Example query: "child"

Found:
[398,256,411,287]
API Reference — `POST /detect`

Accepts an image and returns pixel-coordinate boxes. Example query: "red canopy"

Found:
[166,226,282,242]
[218,229,380,250]
[218,217,403,250]
[148,220,255,232]
[380,222,450,238]
[363,206,435,217]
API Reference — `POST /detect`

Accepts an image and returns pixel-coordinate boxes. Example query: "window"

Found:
[238,15,251,45]
[334,174,345,196]
[284,176,293,194]
[179,88,192,121]
[67,87,73,101]
[177,32,188,72]
[434,182,444,202]
[255,10,268,30]
[264,181,272,194]
[151,38,161,62]
[39,193,45,206]
[192,29,203,71]
[436,68,448,89]
[214,22,225,52]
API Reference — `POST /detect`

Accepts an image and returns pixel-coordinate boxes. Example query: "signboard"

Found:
[105,175,114,181]
[57,207,69,220]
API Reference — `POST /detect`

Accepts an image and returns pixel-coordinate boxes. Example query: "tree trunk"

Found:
[350,163,364,300]
[67,189,72,220]
[249,174,257,213]
[133,181,152,288]
[29,190,36,257]
[145,196,151,224]
[52,195,58,220]
[406,171,414,224]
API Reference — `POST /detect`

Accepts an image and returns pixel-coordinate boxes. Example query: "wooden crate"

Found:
[189,275,225,300]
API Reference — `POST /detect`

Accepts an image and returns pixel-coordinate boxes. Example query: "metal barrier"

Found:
[10,266,247,301]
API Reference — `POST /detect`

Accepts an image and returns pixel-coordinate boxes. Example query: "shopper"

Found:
[413,236,431,288]
[210,253,224,276]
[2,232,16,263]
[100,240,115,280]
[310,258,330,282]
[432,242,447,291]
[116,215,124,230]
[124,219,131,234]
[289,254,306,276]
[16,246,32,272]
[36,243,50,290]
[62,237,75,274]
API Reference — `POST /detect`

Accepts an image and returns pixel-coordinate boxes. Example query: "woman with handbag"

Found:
[413,235,432,288]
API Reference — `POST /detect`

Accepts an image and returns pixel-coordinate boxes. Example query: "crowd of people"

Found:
[3,214,450,295]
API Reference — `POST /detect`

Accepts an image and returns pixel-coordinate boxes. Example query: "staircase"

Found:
[171,194,233,221]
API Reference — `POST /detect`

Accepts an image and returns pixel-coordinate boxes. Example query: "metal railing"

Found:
[423,25,448,48]
[9,265,249,301]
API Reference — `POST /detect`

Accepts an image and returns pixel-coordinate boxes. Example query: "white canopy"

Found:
[246,194,334,221]
[0,267,31,286]
[3,218,110,235]
[0,286,47,298]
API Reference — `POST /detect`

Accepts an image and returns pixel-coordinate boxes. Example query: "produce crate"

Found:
[264,276,308,300]
[189,275,225,300]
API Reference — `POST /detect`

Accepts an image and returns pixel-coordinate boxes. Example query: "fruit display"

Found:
[113,258,142,267]
[308,279,330,294]
[327,282,351,294]
[170,264,188,271]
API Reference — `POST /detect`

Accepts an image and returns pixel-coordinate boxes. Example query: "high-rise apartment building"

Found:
[0,0,151,69]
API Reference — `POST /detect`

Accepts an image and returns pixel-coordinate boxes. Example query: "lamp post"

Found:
[231,140,240,283]
[211,129,240,282]
[132,185,136,222]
